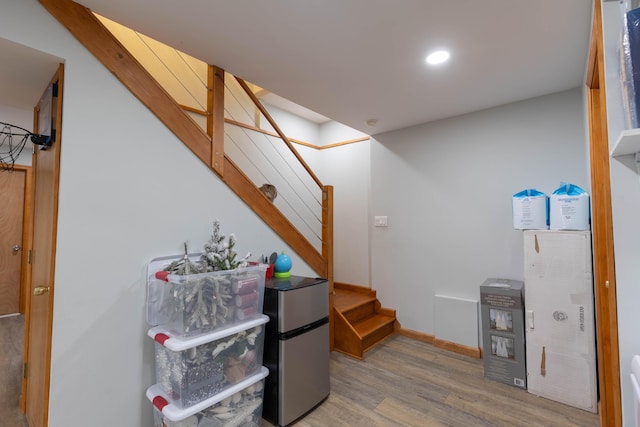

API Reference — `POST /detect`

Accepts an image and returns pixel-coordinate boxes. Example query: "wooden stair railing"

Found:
[39,0,332,281]
[233,77,324,189]
[333,283,399,359]
[222,155,328,275]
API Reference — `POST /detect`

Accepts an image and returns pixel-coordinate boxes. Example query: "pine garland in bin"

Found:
[164,243,206,276]
[201,220,250,271]
[157,220,257,336]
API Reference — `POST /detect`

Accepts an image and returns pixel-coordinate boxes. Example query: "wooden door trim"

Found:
[586,1,622,425]
[8,164,33,316]
[18,166,32,412]
[22,63,64,424]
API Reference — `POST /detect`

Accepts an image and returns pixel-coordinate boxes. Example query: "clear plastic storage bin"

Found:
[149,315,268,408]
[149,366,268,427]
[147,254,267,337]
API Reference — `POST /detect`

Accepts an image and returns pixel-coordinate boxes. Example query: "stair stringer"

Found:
[333,309,365,360]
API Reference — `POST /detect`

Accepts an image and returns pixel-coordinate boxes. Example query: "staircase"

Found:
[333,283,399,359]
[42,2,396,355]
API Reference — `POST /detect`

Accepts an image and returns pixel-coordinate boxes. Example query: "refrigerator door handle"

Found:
[279,317,329,340]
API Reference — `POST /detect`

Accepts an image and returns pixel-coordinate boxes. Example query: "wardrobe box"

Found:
[523,230,597,412]
[480,278,526,389]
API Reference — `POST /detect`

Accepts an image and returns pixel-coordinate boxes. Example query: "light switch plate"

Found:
[374,216,388,227]
[526,310,535,329]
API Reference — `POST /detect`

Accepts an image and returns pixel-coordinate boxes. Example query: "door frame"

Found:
[20,64,63,424]
[9,164,33,316]
[586,1,622,426]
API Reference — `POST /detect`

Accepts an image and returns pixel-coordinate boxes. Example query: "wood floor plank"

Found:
[263,334,599,427]
[0,315,29,427]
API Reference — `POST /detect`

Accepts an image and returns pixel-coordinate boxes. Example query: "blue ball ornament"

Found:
[274,251,292,278]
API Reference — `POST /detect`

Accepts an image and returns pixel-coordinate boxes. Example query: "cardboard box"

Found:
[480,278,526,389]
[512,189,548,230]
[549,184,590,231]
[523,230,597,413]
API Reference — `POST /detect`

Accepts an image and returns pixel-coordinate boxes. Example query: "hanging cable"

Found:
[0,121,50,171]
[134,31,207,111]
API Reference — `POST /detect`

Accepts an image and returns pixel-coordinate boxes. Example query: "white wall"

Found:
[265,104,320,144]
[0,1,312,426]
[370,88,589,335]
[303,139,371,287]
[0,104,34,166]
[317,121,371,286]
[0,2,599,425]
[264,106,373,287]
[602,2,640,425]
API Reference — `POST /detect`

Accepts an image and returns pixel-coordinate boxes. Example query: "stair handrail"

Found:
[233,76,324,190]
[40,0,331,279]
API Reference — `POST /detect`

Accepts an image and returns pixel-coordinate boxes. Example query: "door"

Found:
[279,322,330,426]
[23,64,63,427]
[0,169,26,315]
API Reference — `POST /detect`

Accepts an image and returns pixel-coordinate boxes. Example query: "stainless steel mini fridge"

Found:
[262,276,330,426]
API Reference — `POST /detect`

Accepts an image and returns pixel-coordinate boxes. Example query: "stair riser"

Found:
[362,322,395,351]
[343,301,377,323]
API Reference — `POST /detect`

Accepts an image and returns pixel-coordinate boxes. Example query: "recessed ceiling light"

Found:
[426,50,450,65]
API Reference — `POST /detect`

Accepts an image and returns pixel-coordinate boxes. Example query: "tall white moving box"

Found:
[523,230,597,413]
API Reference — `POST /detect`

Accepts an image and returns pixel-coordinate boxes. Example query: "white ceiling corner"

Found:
[4,1,593,136]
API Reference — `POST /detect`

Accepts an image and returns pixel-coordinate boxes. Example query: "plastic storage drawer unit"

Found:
[149,366,268,427]
[146,255,267,337]
[149,315,268,408]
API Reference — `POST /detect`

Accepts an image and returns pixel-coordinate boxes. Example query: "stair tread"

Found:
[353,313,395,336]
[334,289,377,312]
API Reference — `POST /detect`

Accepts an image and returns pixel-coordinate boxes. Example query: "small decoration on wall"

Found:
[259,184,277,202]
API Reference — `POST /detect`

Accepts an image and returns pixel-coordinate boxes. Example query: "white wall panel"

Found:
[370,88,589,336]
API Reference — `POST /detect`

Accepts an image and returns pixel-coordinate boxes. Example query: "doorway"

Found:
[0,65,62,426]
[0,166,29,316]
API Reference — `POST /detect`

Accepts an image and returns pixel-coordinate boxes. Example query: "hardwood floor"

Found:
[264,334,599,427]
[0,315,29,427]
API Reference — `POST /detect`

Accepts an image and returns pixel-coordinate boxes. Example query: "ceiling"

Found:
[2,1,593,136]
[0,38,61,112]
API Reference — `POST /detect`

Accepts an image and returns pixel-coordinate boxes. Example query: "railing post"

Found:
[209,65,225,176]
[322,185,334,282]
[322,185,335,350]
